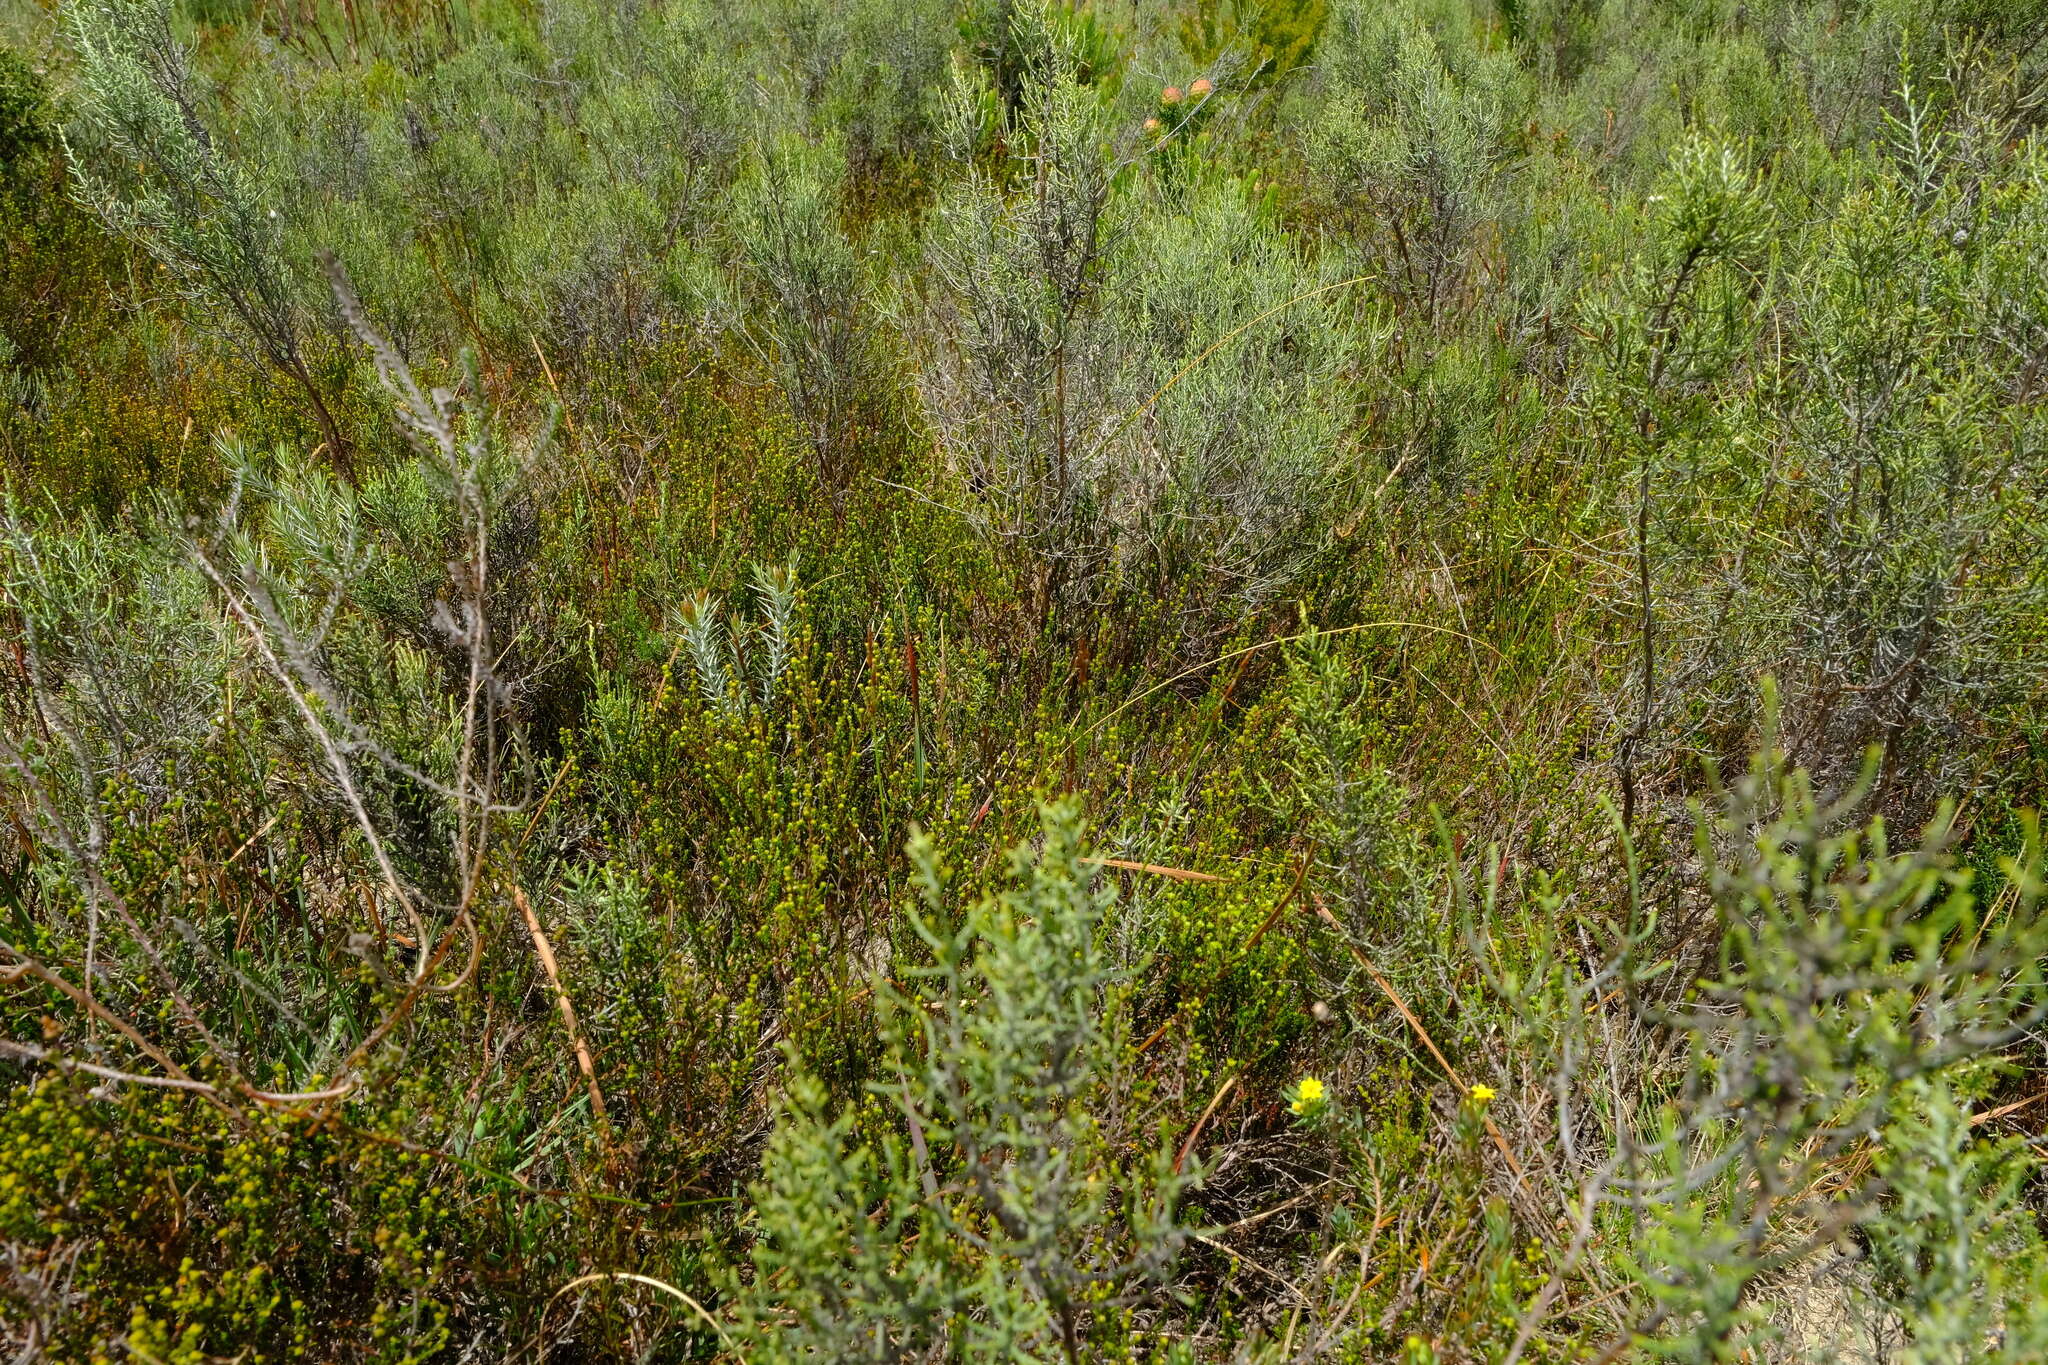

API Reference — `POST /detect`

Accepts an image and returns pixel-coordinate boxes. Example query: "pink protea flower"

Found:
[1161,85,1184,105]
[1190,78,1214,97]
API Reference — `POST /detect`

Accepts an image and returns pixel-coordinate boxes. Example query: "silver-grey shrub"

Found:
[1306,0,1524,324]
[63,0,353,471]
[917,4,1358,625]
[735,133,886,493]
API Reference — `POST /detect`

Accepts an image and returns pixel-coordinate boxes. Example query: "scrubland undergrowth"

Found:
[1,0,2046,1359]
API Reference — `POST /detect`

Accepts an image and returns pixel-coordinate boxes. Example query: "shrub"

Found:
[919,5,1357,629]
[3,0,2046,1359]
[747,802,1193,1360]
[1307,0,1526,323]
[63,0,354,475]
[735,135,890,495]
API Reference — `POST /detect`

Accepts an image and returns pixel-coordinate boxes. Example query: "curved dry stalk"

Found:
[544,1272,742,1358]
[0,1039,350,1106]
[1076,619,1508,749]
[1083,273,1375,466]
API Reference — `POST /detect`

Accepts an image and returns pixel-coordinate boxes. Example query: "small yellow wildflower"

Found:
[1469,1083,1497,1102]
[1288,1076,1326,1115]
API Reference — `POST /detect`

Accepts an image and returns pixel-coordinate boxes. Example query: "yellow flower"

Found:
[1288,1076,1326,1114]
[1469,1083,1496,1102]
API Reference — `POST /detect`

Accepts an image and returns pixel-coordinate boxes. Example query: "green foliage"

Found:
[1309,0,1526,320]
[921,5,1359,627]
[1,0,2045,1359]
[1178,0,1329,84]
[0,44,52,168]
[1866,1078,2048,1362]
[735,135,890,492]
[63,0,352,472]
[1612,737,2048,1359]
[749,803,1191,1360]
[0,42,133,486]
[0,1083,457,1362]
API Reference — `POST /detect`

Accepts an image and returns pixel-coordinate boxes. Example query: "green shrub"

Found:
[747,802,1193,1360]
[1,0,2045,1359]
